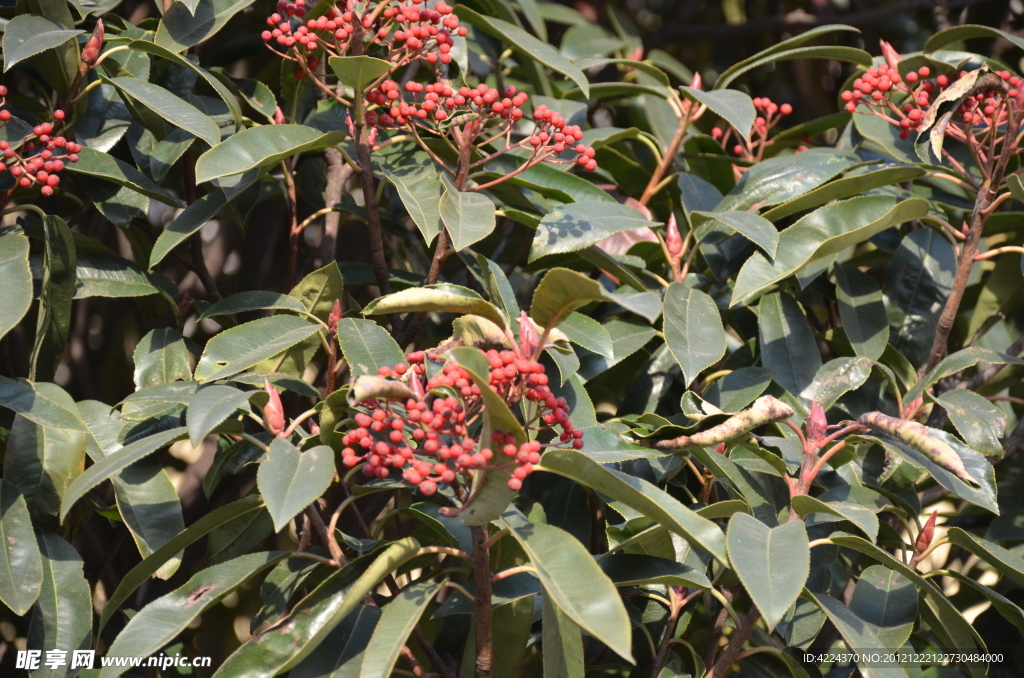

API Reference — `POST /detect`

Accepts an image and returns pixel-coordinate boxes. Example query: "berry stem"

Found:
[470,525,494,678]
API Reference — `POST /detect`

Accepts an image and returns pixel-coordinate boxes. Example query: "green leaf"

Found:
[484,153,615,204]
[501,510,633,663]
[537,449,728,562]
[542,592,585,678]
[186,385,252,446]
[104,76,220,147]
[529,201,659,261]
[558,313,613,359]
[207,505,274,564]
[932,389,1005,457]
[195,125,346,184]
[360,580,444,678]
[530,267,660,329]
[150,191,230,268]
[99,552,289,678]
[74,251,169,298]
[848,564,917,648]
[704,367,772,412]
[732,196,928,305]
[693,210,777,258]
[600,553,711,589]
[363,284,506,329]
[59,427,188,522]
[2,15,82,72]
[290,605,381,678]
[715,24,861,88]
[790,494,878,542]
[3,414,85,518]
[212,539,420,676]
[758,292,822,398]
[924,24,1024,54]
[440,178,496,251]
[716,148,858,212]
[26,533,92,677]
[680,87,756,141]
[0,480,43,615]
[120,381,196,420]
[803,357,873,408]
[762,165,926,221]
[946,527,1024,587]
[0,378,85,432]
[199,291,308,320]
[663,283,727,386]
[380,164,443,243]
[98,494,265,635]
[809,593,911,678]
[258,438,337,532]
[66,147,185,207]
[906,347,1024,404]
[834,265,888,361]
[194,315,322,382]
[328,55,392,92]
[0,234,32,341]
[337,318,405,377]
[883,228,956,369]
[727,513,809,631]
[78,400,184,580]
[455,8,589,97]
[29,215,76,383]
[155,0,257,52]
[574,320,653,380]
[133,328,192,389]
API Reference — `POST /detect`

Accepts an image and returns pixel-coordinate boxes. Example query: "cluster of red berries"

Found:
[841,64,945,139]
[262,0,465,67]
[367,81,528,125]
[340,349,582,496]
[528,104,598,171]
[950,71,1022,130]
[0,106,79,196]
[711,96,793,156]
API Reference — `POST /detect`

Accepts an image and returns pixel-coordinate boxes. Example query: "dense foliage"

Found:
[2,1,1024,677]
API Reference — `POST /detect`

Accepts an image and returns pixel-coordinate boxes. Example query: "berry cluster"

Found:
[841,64,945,139]
[712,96,794,160]
[0,105,79,196]
[528,104,597,172]
[366,81,528,125]
[340,349,582,497]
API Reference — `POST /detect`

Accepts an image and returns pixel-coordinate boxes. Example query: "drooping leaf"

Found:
[790,494,878,542]
[104,76,220,147]
[932,389,1006,457]
[680,87,756,141]
[758,292,822,398]
[835,265,888,361]
[946,527,1024,587]
[0,480,43,615]
[363,284,507,329]
[66,147,184,207]
[529,201,659,261]
[0,234,33,341]
[258,438,337,532]
[380,164,443,243]
[186,385,253,446]
[439,177,497,251]
[199,291,308,320]
[715,25,861,87]
[149,190,230,267]
[762,165,926,221]
[194,315,322,382]
[692,210,778,258]
[727,513,809,631]
[530,267,660,329]
[360,580,444,678]
[29,215,76,383]
[542,592,585,678]
[809,593,911,678]
[0,378,85,432]
[558,313,613,359]
[663,283,727,387]
[195,125,346,184]
[290,605,381,678]
[2,15,82,72]
[26,533,92,678]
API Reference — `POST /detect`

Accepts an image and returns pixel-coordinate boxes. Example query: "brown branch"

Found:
[701,586,735,668]
[304,503,345,566]
[640,108,691,206]
[470,524,493,678]
[704,608,760,678]
[320,149,352,266]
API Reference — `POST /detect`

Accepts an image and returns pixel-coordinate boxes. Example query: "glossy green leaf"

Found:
[538,449,728,562]
[290,605,381,678]
[186,385,252,446]
[906,347,1024,404]
[3,414,85,518]
[558,313,613,358]
[155,0,257,52]
[120,381,196,421]
[150,190,229,267]
[542,592,584,678]
[932,389,1005,457]
[717,148,858,212]
[207,506,274,564]
[530,267,660,329]
[485,153,614,204]
[715,24,861,87]
[529,201,659,261]
[2,15,81,72]
[0,234,32,341]
[258,438,337,532]
[681,86,756,141]
[732,196,928,305]
[835,265,888,361]
[946,527,1024,587]
[133,328,192,389]
[66,147,184,207]
[363,284,506,329]
[99,552,288,678]
[663,283,727,386]
[726,513,809,631]
[26,533,92,677]
[361,580,443,678]
[337,318,405,377]
[455,8,589,97]
[200,291,308,320]
[693,210,777,258]
[440,178,496,251]
[848,564,917,648]
[762,165,926,221]
[0,480,43,615]
[104,76,220,147]
[380,164,443,243]
[29,215,76,383]
[194,315,321,382]
[790,494,878,542]
[98,494,265,634]
[758,292,821,397]
[924,24,1024,54]
[809,593,911,678]
[599,553,711,589]
[704,367,772,412]
[73,251,169,298]
[501,510,633,663]
[0,378,85,432]
[328,55,392,92]
[802,356,872,408]
[884,228,956,368]
[195,125,346,184]
[59,426,188,522]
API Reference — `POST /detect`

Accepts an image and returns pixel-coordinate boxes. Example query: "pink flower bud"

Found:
[628,44,644,62]
[915,509,938,554]
[519,311,539,359]
[82,20,104,67]
[273,106,286,125]
[879,40,902,72]
[308,420,321,435]
[263,378,286,436]
[666,213,683,258]
[328,299,342,332]
[690,72,702,91]
[806,402,827,441]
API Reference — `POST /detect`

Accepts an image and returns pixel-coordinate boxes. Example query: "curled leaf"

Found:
[858,412,978,486]
[642,395,794,451]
